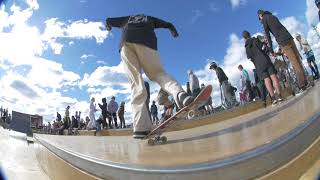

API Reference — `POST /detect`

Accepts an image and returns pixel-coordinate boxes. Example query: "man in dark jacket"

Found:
[209,62,237,108]
[98,98,108,129]
[257,10,307,91]
[106,14,194,139]
[243,30,283,105]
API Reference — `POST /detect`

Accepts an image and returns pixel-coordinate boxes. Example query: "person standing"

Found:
[238,65,254,101]
[106,14,194,139]
[117,101,126,128]
[253,69,268,103]
[98,98,108,128]
[188,69,201,97]
[150,101,159,124]
[296,34,319,79]
[108,96,119,128]
[209,62,237,108]
[88,98,97,129]
[243,30,283,105]
[257,10,307,91]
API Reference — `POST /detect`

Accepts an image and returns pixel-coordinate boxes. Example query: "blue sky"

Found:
[0,0,319,123]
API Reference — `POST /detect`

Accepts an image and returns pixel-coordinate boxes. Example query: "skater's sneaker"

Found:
[133,131,150,139]
[178,92,194,107]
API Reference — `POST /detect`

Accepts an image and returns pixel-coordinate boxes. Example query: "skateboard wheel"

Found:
[188,110,195,119]
[148,139,155,146]
[160,136,167,143]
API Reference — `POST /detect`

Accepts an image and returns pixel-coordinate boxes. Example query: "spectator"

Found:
[88,97,98,130]
[296,34,319,79]
[108,96,119,128]
[209,62,238,108]
[188,69,201,97]
[238,64,254,101]
[117,101,126,128]
[150,101,159,124]
[98,98,108,129]
[243,30,283,105]
[257,10,307,91]
[316,0,320,21]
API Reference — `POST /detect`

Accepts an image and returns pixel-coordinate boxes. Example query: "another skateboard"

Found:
[144,85,212,145]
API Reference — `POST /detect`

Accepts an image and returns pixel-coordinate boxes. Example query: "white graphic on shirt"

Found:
[128,15,148,24]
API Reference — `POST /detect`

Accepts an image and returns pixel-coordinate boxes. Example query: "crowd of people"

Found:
[0,106,11,125]
[105,5,320,139]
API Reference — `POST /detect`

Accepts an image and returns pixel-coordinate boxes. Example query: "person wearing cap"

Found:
[188,69,200,97]
[209,62,237,108]
[257,9,307,91]
[117,101,126,128]
[108,96,119,129]
[106,14,194,139]
[242,30,283,105]
[296,34,319,79]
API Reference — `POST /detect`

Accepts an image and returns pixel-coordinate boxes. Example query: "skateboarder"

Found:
[243,30,283,105]
[257,10,307,91]
[296,34,319,79]
[209,62,237,108]
[106,14,194,139]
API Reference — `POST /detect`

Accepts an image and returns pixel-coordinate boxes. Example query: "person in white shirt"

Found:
[296,34,319,79]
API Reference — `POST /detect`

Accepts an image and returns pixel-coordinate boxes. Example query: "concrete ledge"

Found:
[33,87,320,179]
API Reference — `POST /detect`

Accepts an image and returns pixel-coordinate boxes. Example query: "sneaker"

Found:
[178,92,194,107]
[271,97,278,106]
[277,97,284,103]
[133,131,150,139]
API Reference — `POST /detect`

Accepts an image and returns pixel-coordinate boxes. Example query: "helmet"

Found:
[209,62,217,69]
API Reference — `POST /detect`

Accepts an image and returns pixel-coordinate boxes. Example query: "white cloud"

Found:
[230,0,247,9]
[80,54,95,59]
[191,10,204,23]
[97,60,107,65]
[306,0,319,26]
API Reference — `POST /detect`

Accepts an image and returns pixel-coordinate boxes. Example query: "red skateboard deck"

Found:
[144,85,212,143]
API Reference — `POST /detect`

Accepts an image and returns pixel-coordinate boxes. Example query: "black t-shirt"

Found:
[106,14,178,50]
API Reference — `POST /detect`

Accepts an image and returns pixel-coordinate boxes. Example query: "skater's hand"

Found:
[171,30,179,38]
[106,24,112,31]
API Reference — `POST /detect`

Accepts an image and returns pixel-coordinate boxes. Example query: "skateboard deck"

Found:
[144,85,212,145]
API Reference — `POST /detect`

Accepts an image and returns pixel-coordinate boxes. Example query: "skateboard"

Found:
[144,85,212,145]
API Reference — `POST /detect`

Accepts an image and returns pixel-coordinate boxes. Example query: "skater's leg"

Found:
[112,113,118,128]
[121,43,152,134]
[134,43,192,109]
[281,41,307,89]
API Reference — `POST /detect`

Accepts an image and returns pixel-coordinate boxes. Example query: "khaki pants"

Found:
[281,40,306,88]
[120,43,184,132]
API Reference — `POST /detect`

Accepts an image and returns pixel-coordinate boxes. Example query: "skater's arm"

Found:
[152,17,179,37]
[105,16,129,30]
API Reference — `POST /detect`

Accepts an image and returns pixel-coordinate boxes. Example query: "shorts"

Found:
[307,55,316,63]
[259,65,277,80]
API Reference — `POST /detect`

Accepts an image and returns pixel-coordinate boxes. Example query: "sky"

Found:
[0,0,319,124]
